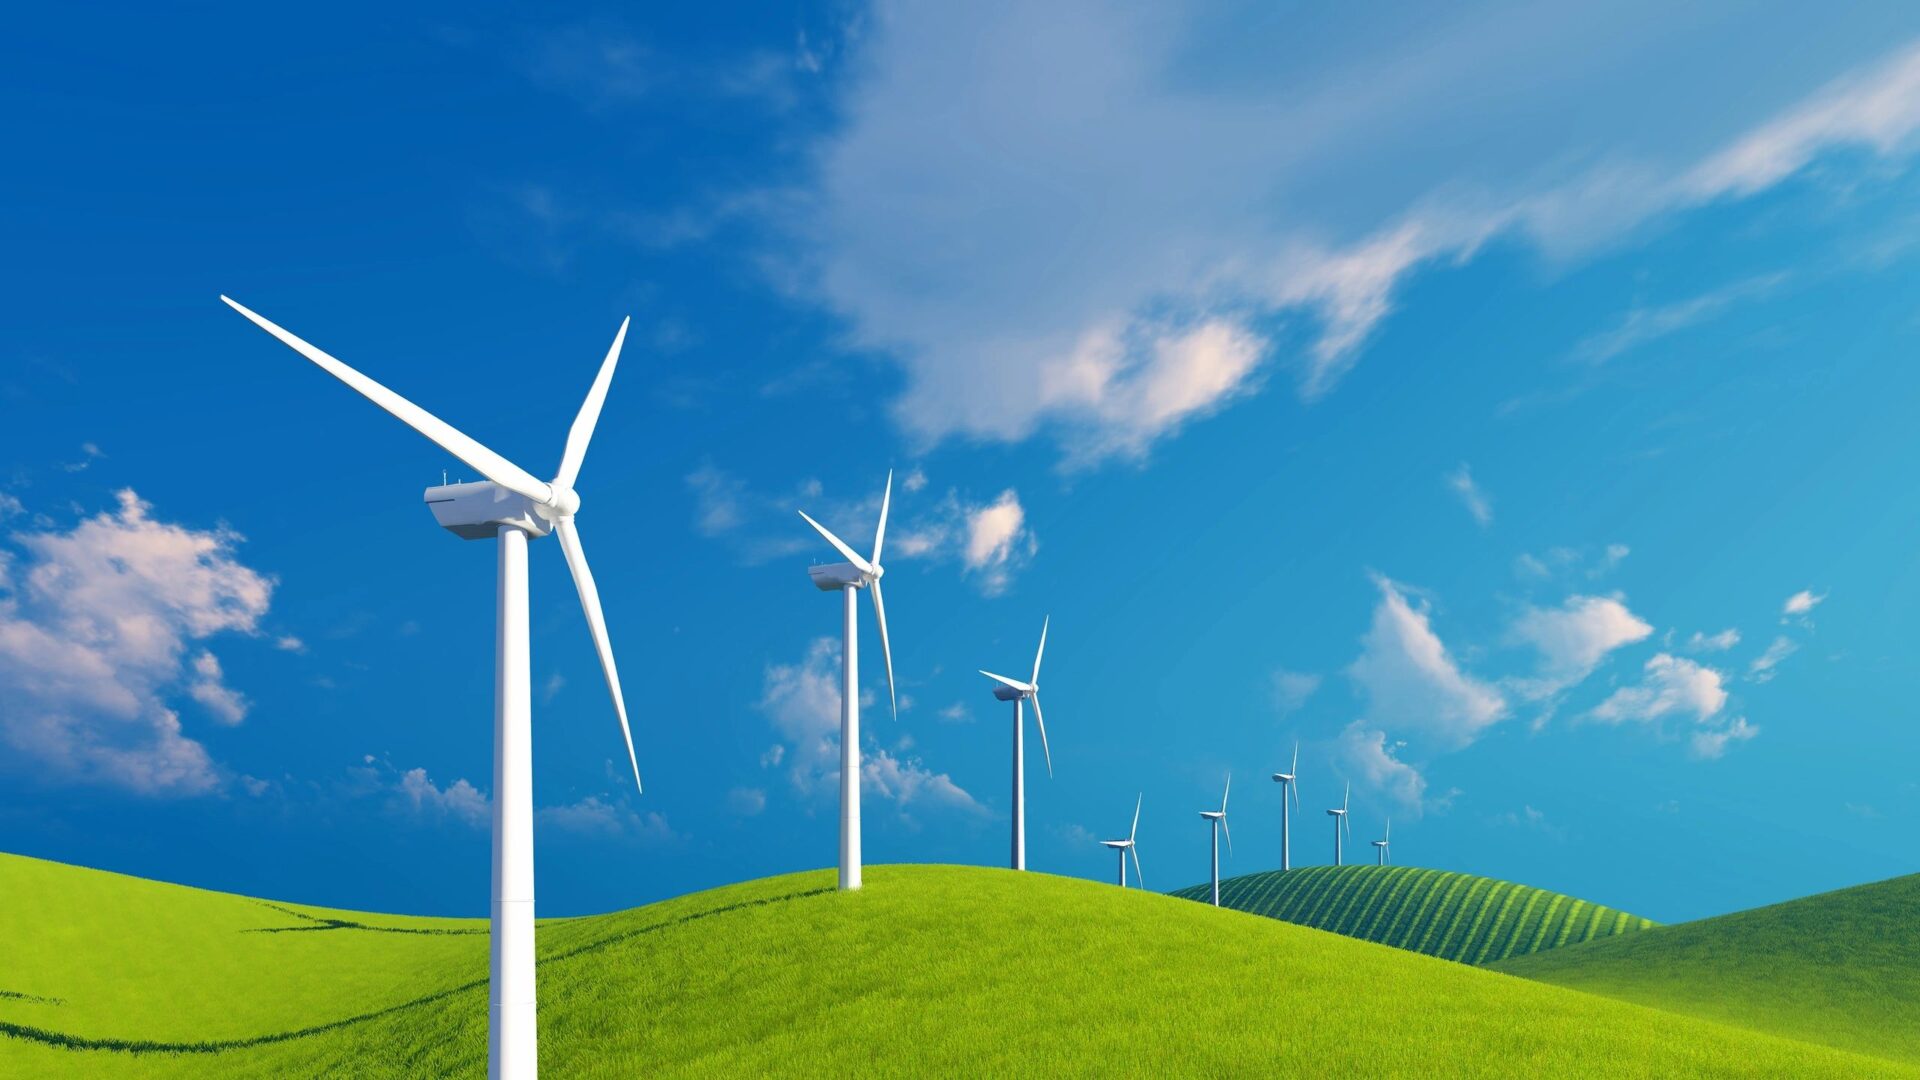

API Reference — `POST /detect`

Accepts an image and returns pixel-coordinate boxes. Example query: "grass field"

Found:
[1,852,1911,1077]
[1494,872,1920,1065]
[1169,865,1656,964]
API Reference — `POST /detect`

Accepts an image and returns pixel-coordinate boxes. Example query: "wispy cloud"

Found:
[1269,669,1321,718]
[1569,273,1787,365]
[1748,636,1798,682]
[1507,594,1653,700]
[1446,464,1493,528]
[1347,575,1506,751]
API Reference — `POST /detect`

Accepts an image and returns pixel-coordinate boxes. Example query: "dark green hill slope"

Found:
[1169,865,1656,963]
[1494,873,1920,1064]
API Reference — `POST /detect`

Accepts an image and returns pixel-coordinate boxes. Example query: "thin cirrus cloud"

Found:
[785,6,1920,465]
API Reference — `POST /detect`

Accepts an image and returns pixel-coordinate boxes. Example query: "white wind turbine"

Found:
[1100,794,1144,888]
[1328,783,1351,866]
[1199,773,1232,906]
[222,297,640,1080]
[797,473,898,892]
[1372,818,1392,866]
[1270,741,1300,871]
[980,616,1052,871]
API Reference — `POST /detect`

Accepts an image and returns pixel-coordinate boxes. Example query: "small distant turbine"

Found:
[1327,783,1351,866]
[797,473,899,892]
[1372,818,1392,866]
[1101,794,1144,888]
[1270,741,1300,871]
[1199,773,1232,906]
[980,616,1053,871]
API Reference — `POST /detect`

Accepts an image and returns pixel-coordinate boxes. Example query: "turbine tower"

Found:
[222,297,640,1080]
[1100,794,1144,888]
[797,474,898,892]
[1372,818,1391,866]
[1327,783,1351,866]
[1199,773,1232,906]
[1270,741,1300,871]
[980,617,1052,871]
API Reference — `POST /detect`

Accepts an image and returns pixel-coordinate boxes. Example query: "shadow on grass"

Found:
[243,901,488,936]
[0,991,64,1006]
[0,885,836,1056]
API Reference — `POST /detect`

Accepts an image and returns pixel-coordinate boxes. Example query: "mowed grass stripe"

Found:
[1176,867,1656,965]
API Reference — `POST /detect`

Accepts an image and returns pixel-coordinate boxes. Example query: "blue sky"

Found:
[4,2,1920,923]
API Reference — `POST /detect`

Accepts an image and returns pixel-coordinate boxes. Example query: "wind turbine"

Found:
[1372,818,1392,866]
[797,473,897,892]
[1270,741,1300,871]
[1328,783,1351,866]
[1100,794,1144,888]
[221,297,640,1080]
[1199,773,1232,906]
[980,616,1052,871]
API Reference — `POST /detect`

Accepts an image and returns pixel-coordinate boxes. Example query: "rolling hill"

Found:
[1169,865,1656,963]
[1493,873,1920,1065]
[0,852,1909,1077]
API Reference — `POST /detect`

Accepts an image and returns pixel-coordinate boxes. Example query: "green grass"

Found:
[1,852,1911,1077]
[1170,865,1657,963]
[1494,873,1920,1065]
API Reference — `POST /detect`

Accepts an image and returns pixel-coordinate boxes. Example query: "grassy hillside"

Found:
[1,853,1910,1078]
[1495,873,1920,1065]
[1170,865,1656,964]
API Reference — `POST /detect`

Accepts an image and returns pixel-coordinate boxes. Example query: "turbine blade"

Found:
[1029,692,1054,778]
[1343,782,1350,813]
[1222,772,1231,814]
[1031,615,1049,686]
[1130,793,1141,843]
[871,470,891,566]
[1291,740,1299,776]
[1291,778,1301,812]
[797,510,874,575]
[1131,845,1144,890]
[979,670,1034,693]
[1222,816,1233,858]
[870,578,897,721]
[553,518,641,794]
[221,297,550,504]
[554,317,628,489]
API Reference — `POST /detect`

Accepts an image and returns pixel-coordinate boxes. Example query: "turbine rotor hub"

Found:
[548,485,582,517]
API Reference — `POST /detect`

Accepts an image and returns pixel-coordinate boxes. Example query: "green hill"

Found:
[0,852,1909,1078]
[1170,865,1656,964]
[1494,873,1920,1065]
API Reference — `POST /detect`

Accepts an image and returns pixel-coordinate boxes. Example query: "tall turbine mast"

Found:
[1373,818,1392,866]
[223,297,641,1080]
[981,616,1052,871]
[1101,794,1143,888]
[798,473,898,892]
[1200,773,1232,905]
[1328,782,1351,866]
[1271,741,1299,871]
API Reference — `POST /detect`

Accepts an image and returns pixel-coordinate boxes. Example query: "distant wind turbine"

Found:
[797,473,899,892]
[1270,741,1300,871]
[1328,783,1351,866]
[221,297,641,1080]
[1101,794,1144,888]
[980,616,1053,871]
[1199,773,1232,906]
[1372,818,1392,866]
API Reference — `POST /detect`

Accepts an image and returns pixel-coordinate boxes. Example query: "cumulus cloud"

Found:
[397,767,490,828]
[1590,653,1729,725]
[1446,464,1492,527]
[1507,594,1652,699]
[1335,722,1428,813]
[0,490,274,794]
[779,9,1920,465]
[1347,575,1506,750]
[537,795,676,843]
[758,637,983,816]
[1690,717,1759,759]
[1783,589,1827,617]
[1686,628,1741,652]
[1269,669,1321,718]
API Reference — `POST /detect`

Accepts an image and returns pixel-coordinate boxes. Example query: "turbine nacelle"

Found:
[991,682,1030,702]
[808,562,873,591]
[426,480,556,540]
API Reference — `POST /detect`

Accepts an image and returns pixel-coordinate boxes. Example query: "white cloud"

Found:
[1686,628,1741,652]
[784,9,1920,465]
[1690,716,1759,759]
[1347,575,1506,749]
[1570,273,1787,365]
[1783,589,1827,616]
[1508,594,1652,698]
[537,795,676,843]
[1269,669,1321,718]
[273,634,306,653]
[727,786,767,816]
[902,467,929,493]
[1748,635,1798,682]
[1335,722,1428,813]
[0,490,274,794]
[936,701,973,724]
[758,637,982,816]
[540,672,566,704]
[397,767,489,828]
[960,490,1035,594]
[1445,464,1492,527]
[1590,653,1728,725]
